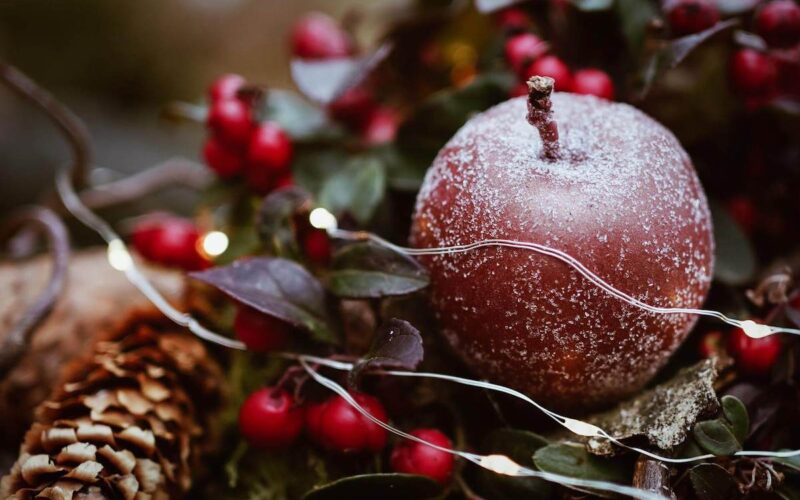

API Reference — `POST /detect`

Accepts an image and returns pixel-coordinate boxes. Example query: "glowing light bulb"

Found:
[741,320,772,339]
[201,231,229,257]
[107,239,133,271]
[309,208,337,231]
[562,418,605,437]
[480,454,522,476]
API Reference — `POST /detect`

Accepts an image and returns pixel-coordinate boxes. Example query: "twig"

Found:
[0,64,92,188]
[79,158,212,209]
[0,206,70,379]
[633,456,676,499]
[525,76,560,161]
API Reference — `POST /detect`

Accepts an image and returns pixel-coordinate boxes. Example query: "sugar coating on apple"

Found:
[410,80,714,411]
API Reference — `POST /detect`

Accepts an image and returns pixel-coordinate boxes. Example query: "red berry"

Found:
[504,33,547,75]
[306,392,388,453]
[208,73,246,103]
[664,0,720,36]
[495,8,530,31]
[729,49,778,97]
[328,86,377,127]
[291,12,353,60]
[273,173,295,190]
[726,196,756,234]
[698,330,724,359]
[728,325,782,377]
[207,98,253,147]
[303,228,332,266]
[571,68,615,100]
[239,388,304,448]
[131,216,209,271]
[524,55,574,92]
[245,122,293,194]
[233,306,290,353]
[203,137,244,179]
[361,107,399,145]
[390,428,454,484]
[756,0,800,49]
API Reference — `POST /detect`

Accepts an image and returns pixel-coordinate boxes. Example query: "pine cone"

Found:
[0,309,224,499]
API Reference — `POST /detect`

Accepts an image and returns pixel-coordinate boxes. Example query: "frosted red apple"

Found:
[410,78,714,411]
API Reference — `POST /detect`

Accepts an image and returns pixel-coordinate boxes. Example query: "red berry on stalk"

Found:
[208,73,246,102]
[571,68,615,100]
[291,12,353,60]
[504,33,547,75]
[698,330,724,358]
[524,55,573,92]
[233,306,290,353]
[390,429,454,484]
[239,388,304,448]
[207,98,253,147]
[302,228,332,266]
[664,0,720,36]
[328,86,377,127]
[728,325,782,377]
[306,392,388,453]
[756,0,800,49]
[729,49,778,97]
[203,137,244,179]
[245,122,293,194]
[361,107,399,145]
[131,216,210,271]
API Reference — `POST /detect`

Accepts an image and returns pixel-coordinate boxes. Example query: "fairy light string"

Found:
[54,170,800,491]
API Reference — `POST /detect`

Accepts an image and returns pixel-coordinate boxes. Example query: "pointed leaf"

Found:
[327,242,429,299]
[693,419,742,456]
[258,89,341,141]
[710,200,756,285]
[571,0,613,11]
[257,186,314,258]
[477,429,552,499]
[721,395,749,444]
[350,319,423,386]
[190,257,336,343]
[318,156,386,224]
[689,463,736,500]
[615,0,659,55]
[533,443,630,485]
[303,473,440,500]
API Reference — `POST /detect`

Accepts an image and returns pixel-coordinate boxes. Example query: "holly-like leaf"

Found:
[689,463,736,500]
[189,257,336,343]
[318,156,386,225]
[477,429,552,499]
[693,419,742,456]
[350,319,423,386]
[257,186,314,258]
[327,242,429,299]
[638,19,739,98]
[721,395,749,444]
[303,473,440,500]
[474,0,525,13]
[533,443,631,489]
[291,44,392,105]
[710,200,757,285]
[258,89,341,141]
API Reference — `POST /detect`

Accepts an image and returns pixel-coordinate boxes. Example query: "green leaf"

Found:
[477,429,552,499]
[615,0,659,55]
[260,89,341,141]
[303,473,441,500]
[533,443,630,485]
[474,0,525,13]
[571,0,613,11]
[689,463,736,500]
[318,156,386,225]
[327,242,429,299]
[257,186,314,258]
[710,200,757,285]
[774,451,800,473]
[397,72,514,166]
[721,395,749,444]
[190,257,337,344]
[693,419,742,456]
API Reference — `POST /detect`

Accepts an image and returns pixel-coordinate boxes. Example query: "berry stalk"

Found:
[526,76,560,161]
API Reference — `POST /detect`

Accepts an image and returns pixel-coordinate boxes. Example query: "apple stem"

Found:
[526,76,560,161]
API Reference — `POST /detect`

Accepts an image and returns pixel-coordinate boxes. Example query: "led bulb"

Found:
[107,239,133,271]
[562,418,605,437]
[480,454,522,476]
[741,320,772,339]
[201,231,229,257]
[309,208,337,231]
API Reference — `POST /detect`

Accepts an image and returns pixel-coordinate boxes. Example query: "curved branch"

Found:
[80,158,213,210]
[0,64,92,188]
[0,207,70,379]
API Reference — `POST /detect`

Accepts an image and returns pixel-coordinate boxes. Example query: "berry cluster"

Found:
[131,215,210,271]
[291,12,399,144]
[500,12,615,100]
[203,74,293,194]
[238,387,454,484]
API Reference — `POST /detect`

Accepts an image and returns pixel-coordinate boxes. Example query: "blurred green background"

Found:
[0,0,377,216]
